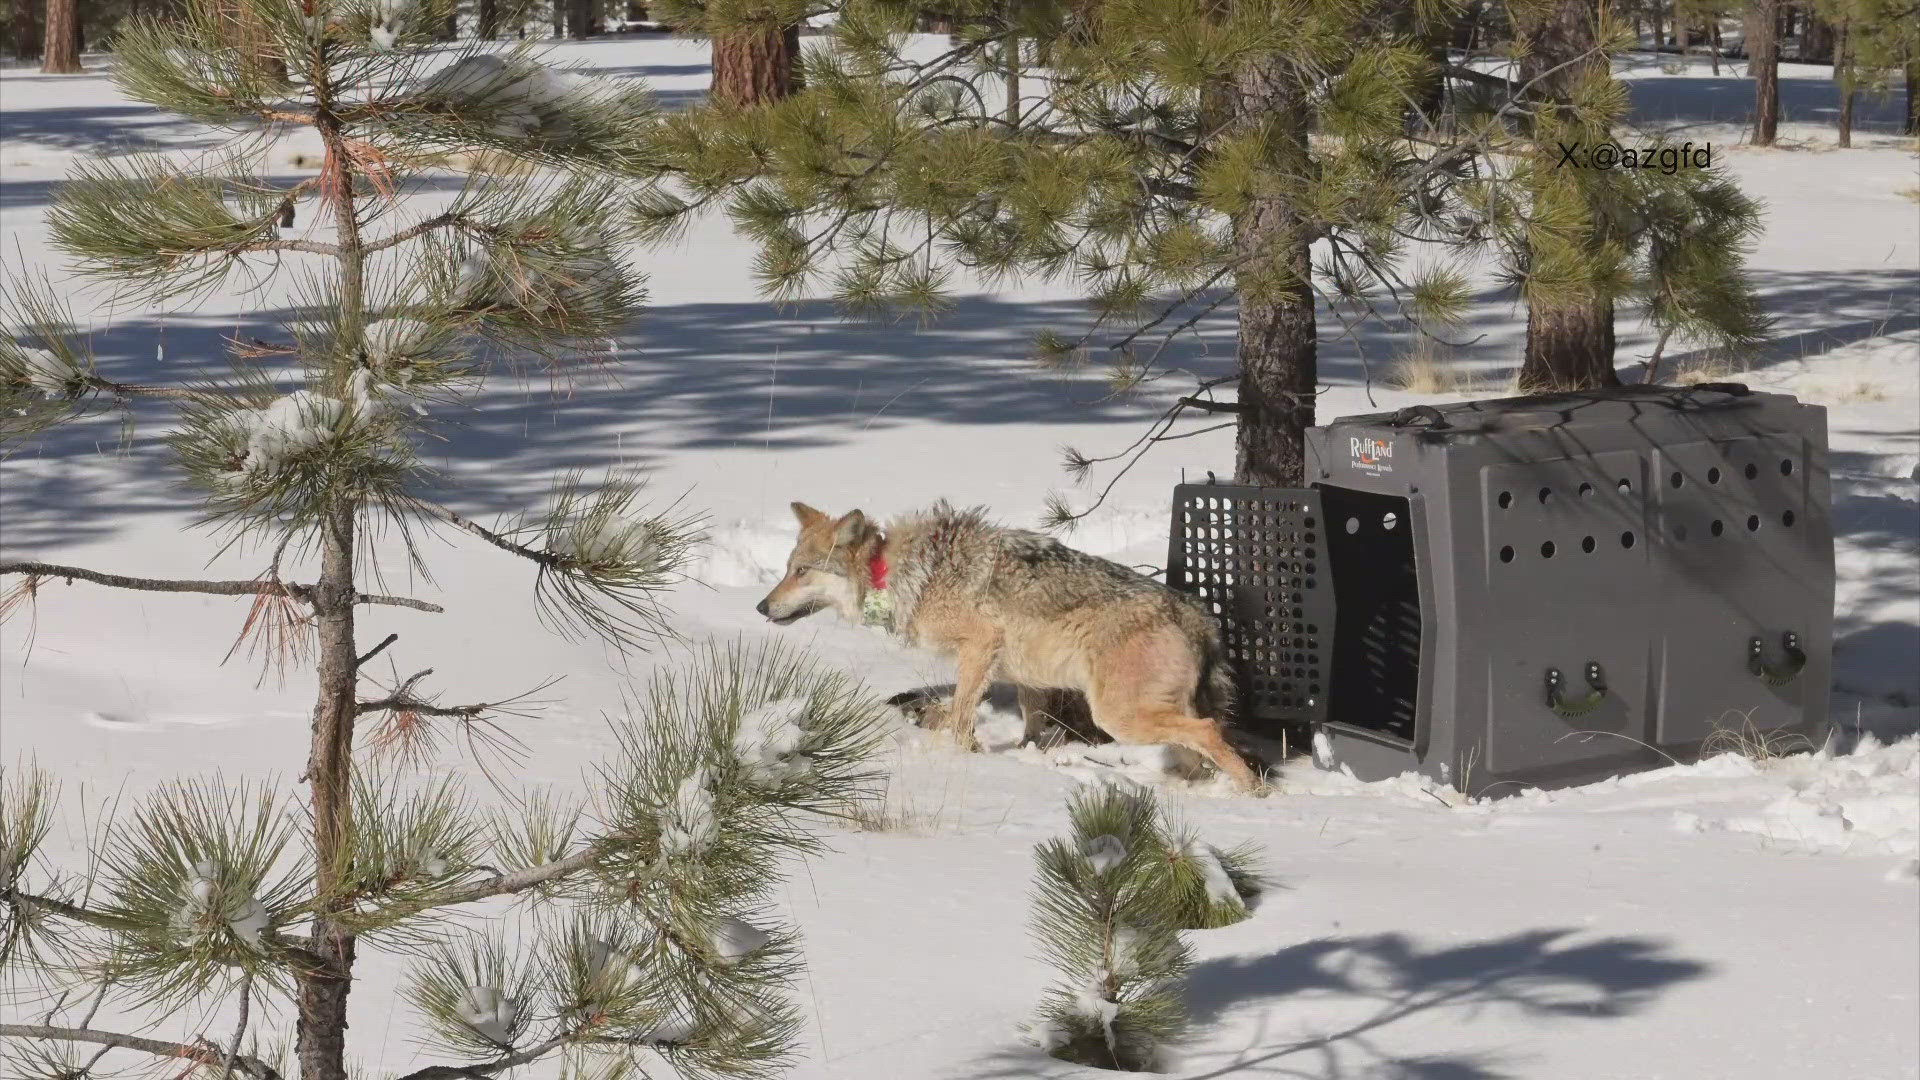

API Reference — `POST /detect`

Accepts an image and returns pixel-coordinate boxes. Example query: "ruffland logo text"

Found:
[1350,436,1394,474]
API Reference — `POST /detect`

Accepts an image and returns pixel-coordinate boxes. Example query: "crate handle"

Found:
[1388,404,1452,430]
[1545,662,1607,718]
[1747,632,1806,686]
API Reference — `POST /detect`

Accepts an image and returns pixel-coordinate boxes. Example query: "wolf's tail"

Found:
[1194,630,1238,725]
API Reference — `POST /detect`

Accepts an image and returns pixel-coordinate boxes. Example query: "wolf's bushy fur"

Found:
[758,501,1259,792]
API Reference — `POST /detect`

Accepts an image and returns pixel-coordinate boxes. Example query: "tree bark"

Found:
[1710,18,1721,74]
[477,0,497,37]
[710,23,800,107]
[1523,298,1620,389]
[212,0,286,81]
[1229,56,1317,486]
[12,0,42,61]
[1004,31,1020,127]
[1799,8,1832,61]
[1650,0,1665,49]
[1515,0,1623,392]
[39,0,78,73]
[1907,60,1919,136]
[1834,18,1853,148]
[1747,0,1780,144]
[294,501,361,1080]
[294,93,368,1080]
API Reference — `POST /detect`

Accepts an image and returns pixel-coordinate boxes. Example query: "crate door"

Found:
[1165,485,1335,730]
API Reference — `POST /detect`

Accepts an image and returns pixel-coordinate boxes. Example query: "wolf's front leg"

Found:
[941,642,999,752]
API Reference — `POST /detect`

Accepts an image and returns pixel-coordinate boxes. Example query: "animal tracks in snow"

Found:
[81,709,302,733]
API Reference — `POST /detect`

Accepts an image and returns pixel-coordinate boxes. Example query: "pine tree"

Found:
[1488,0,1771,389]
[1747,0,1781,144]
[1023,784,1264,1070]
[39,0,78,70]
[1813,0,1920,144]
[660,0,806,106]
[10,0,45,61]
[0,3,885,1079]
[633,0,1770,505]
[637,0,1508,494]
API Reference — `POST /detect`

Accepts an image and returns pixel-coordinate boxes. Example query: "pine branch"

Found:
[1176,397,1242,414]
[1441,64,1527,95]
[363,846,601,925]
[79,375,243,403]
[3,884,330,972]
[390,1034,575,1080]
[0,562,443,613]
[0,562,309,599]
[363,212,470,256]
[218,972,255,1080]
[355,669,488,719]
[408,498,560,567]
[1,885,121,931]
[357,593,446,614]
[0,1024,284,1080]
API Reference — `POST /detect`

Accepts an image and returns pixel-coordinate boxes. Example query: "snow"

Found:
[1,38,1915,1080]
[173,861,271,950]
[362,317,435,379]
[1081,833,1128,875]
[229,388,359,476]
[658,766,717,856]
[555,510,656,568]
[1186,843,1242,908]
[710,917,772,965]
[734,697,814,783]
[456,985,520,1046]
[1680,736,1920,858]
[14,346,73,395]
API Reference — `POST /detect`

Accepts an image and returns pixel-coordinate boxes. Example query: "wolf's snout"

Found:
[754,598,771,618]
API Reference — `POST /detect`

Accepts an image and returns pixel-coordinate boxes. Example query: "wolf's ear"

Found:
[832,509,867,547]
[791,502,826,528]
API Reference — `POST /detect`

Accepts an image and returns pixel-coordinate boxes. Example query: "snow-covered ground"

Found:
[3,39,1917,1080]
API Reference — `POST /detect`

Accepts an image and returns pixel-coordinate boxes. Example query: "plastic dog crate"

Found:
[1167,384,1835,793]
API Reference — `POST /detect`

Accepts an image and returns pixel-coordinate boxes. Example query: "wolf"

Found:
[755,501,1261,792]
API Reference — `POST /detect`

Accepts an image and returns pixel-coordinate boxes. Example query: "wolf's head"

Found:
[756,502,881,625]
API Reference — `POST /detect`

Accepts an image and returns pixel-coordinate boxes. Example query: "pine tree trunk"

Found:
[1005,32,1020,127]
[1710,19,1721,74]
[1907,61,1919,136]
[1229,56,1317,486]
[1524,298,1620,389]
[1800,9,1832,61]
[478,0,497,37]
[295,502,361,1080]
[294,103,368,1080]
[212,0,286,81]
[1834,19,1853,148]
[1651,0,1665,49]
[711,23,800,107]
[39,0,79,73]
[1516,0,1622,392]
[13,0,42,62]
[566,0,591,39]
[1747,0,1780,145]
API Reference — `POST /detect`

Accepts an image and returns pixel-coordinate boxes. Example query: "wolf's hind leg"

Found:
[1095,699,1262,794]
[1015,685,1055,748]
